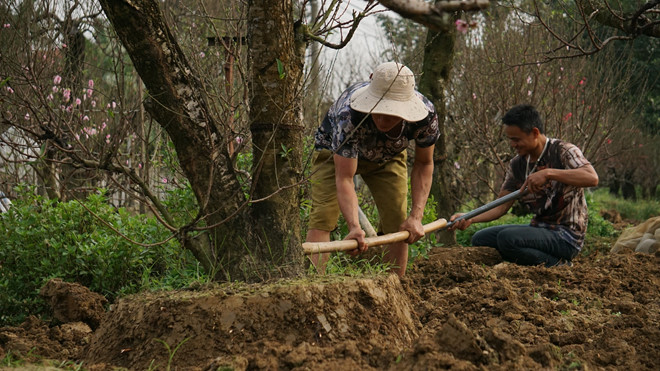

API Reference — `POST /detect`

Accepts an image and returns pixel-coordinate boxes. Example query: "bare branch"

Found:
[377,0,489,30]
[577,0,660,38]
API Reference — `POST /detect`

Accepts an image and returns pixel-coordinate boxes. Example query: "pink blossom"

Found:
[563,112,573,121]
[101,122,107,130]
[547,72,551,76]
[66,105,73,113]
[75,134,80,140]
[138,163,143,169]
[578,78,586,85]
[75,98,82,106]
[61,43,67,48]
[106,138,110,144]
[528,90,532,96]
[83,115,89,121]
[86,88,93,98]
[2,24,10,28]
[111,101,117,109]
[235,136,244,144]
[106,134,111,139]
[63,88,71,102]
[52,86,58,93]
[91,100,97,108]
[472,93,477,100]
[6,86,13,94]
[47,94,53,100]
[454,161,460,170]
[88,79,94,89]
[24,113,30,120]
[526,76,532,84]
[455,19,469,34]
[606,139,612,144]
[162,177,168,184]
[53,75,62,85]
[199,52,205,58]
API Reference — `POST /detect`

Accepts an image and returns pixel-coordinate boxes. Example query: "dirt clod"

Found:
[39,278,107,330]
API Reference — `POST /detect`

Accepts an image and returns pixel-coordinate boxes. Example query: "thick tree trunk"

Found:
[98,0,254,281]
[418,16,460,245]
[246,0,306,279]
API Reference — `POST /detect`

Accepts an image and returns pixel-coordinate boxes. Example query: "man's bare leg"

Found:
[383,240,408,276]
[306,228,331,274]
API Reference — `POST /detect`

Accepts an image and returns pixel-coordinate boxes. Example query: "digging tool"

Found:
[443,188,527,230]
[302,189,527,255]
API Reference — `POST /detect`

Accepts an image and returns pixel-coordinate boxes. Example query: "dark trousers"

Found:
[471,224,579,267]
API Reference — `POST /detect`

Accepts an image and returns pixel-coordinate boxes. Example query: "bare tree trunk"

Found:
[99,0,254,281]
[418,15,460,245]
[246,0,306,279]
[31,141,62,200]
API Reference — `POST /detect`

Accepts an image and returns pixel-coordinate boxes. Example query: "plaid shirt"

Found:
[502,138,592,249]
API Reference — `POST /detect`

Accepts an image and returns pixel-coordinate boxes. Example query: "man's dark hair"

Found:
[502,104,544,134]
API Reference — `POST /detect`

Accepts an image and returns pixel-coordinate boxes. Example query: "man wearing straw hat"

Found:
[306,61,439,276]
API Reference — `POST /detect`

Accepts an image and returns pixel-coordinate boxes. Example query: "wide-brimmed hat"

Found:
[349,62,428,122]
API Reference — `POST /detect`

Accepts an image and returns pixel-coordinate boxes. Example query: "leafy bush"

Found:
[0,186,202,326]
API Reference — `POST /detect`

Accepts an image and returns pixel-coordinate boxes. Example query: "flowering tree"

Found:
[4,0,441,281]
[443,8,650,205]
[0,1,143,204]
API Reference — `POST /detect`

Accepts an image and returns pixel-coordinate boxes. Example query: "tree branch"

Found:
[377,0,490,31]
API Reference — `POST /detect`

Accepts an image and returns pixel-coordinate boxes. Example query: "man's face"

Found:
[504,124,538,157]
[372,114,403,133]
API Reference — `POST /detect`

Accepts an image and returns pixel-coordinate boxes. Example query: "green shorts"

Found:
[308,149,408,234]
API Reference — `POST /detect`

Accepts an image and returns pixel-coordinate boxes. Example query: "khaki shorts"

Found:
[308,149,408,234]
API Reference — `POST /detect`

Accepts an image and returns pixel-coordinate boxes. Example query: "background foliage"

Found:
[0,186,204,326]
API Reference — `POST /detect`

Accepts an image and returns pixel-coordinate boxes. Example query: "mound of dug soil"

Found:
[1,246,659,370]
[84,274,417,370]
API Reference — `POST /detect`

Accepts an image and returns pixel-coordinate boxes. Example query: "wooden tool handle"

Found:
[303,218,447,255]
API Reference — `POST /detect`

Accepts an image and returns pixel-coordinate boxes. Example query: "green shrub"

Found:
[0,186,202,326]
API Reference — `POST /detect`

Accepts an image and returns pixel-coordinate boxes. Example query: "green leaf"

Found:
[0,77,10,88]
[276,59,286,79]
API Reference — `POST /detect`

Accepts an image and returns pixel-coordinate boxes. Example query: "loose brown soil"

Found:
[1,242,659,370]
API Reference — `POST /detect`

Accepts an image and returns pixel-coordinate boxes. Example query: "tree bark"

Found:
[418,15,460,245]
[246,0,306,279]
[98,0,258,281]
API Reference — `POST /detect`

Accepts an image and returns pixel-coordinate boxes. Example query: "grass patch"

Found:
[591,187,660,222]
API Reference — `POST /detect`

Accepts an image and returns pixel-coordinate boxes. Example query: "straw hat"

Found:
[349,62,428,122]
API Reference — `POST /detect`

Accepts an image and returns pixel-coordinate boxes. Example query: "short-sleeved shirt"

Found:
[502,138,591,249]
[314,82,439,163]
